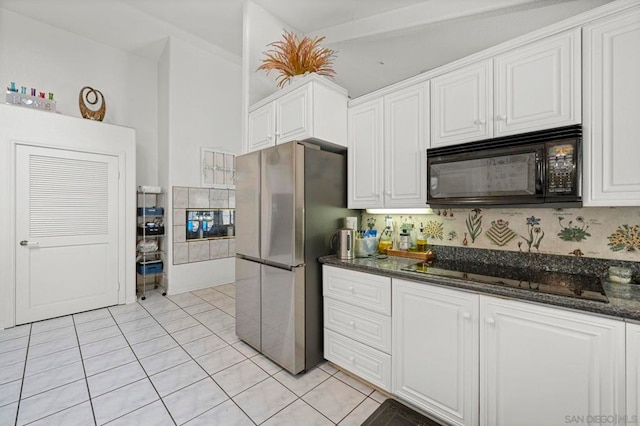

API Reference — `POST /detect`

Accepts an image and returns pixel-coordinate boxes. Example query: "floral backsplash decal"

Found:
[465,209,483,244]
[557,216,591,242]
[608,225,640,252]
[361,207,640,262]
[518,216,544,253]
[423,220,444,240]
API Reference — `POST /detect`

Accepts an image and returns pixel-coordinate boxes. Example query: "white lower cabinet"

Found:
[392,279,479,426]
[322,265,392,391]
[324,267,627,426]
[480,296,625,426]
[324,329,391,391]
[626,323,640,423]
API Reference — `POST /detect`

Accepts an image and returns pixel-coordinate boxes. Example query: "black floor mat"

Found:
[361,399,447,426]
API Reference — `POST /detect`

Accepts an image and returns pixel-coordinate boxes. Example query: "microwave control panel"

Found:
[547,143,575,193]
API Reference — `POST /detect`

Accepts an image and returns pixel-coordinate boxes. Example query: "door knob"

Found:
[497,114,507,121]
[19,240,39,247]
[463,312,471,319]
[486,317,496,325]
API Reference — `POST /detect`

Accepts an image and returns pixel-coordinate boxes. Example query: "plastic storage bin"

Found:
[137,225,165,236]
[138,260,163,275]
[137,207,164,216]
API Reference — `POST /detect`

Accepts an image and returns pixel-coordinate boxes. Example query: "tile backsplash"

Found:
[172,186,236,265]
[362,207,640,262]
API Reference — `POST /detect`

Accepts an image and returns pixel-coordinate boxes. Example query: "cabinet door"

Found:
[583,7,640,206]
[247,103,276,152]
[494,29,581,136]
[393,279,478,426]
[480,296,625,426]
[276,84,312,143]
[627,322,640,422]
[384,82,429,208]
[431,60,493,147]
[347,99,384,208]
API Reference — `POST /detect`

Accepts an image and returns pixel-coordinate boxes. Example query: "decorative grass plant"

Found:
[257,30,337,88]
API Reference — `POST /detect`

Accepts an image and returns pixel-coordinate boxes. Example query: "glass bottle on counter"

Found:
[409,224,418,251]
[417,223,427,252]
[378,228,393,254]
[399,228,410,251]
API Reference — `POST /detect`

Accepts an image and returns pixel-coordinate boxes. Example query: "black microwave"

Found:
[427,125,582,207]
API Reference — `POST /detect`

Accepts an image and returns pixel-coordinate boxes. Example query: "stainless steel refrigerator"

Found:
[235,141,351,374]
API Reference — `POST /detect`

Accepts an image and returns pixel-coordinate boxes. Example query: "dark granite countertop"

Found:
[319,249,640,322]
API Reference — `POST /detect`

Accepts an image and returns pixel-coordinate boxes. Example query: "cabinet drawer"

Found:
[324,298,391,354]
[323,266,391,315]
[324,328,391,392]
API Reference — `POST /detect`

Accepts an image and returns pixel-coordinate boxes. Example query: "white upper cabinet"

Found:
[347,98,384,209]
[582,6,640,206]
[480,296,625,426]
[276,83,312,143]
[348,82,429,209]
[384,82,429,208]
[431,59,493,147]
[247,103,276,152]
[246,75,348,153]
[494,28,581,136]
[430,29,581,148]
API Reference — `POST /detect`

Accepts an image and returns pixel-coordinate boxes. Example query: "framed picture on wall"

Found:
[200,147,235,188]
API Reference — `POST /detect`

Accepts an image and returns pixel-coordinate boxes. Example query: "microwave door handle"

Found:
[535,150,544,195]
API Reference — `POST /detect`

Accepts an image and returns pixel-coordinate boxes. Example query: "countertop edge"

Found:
[319,255,640,322]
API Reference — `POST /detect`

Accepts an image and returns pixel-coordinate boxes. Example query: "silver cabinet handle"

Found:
[19,240,39,247]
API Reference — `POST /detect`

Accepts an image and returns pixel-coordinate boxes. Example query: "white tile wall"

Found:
[189,188,210,209]
[189,241,210,263]
[210,240,229,260]
[210,189,229,208]
[173,187,188,208]
[173,243,189,265]
[173,225,186,243]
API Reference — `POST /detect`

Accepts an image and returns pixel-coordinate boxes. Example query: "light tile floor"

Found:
[0,283,383,425]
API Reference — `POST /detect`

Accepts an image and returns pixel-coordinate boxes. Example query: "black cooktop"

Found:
[401,259,609,303]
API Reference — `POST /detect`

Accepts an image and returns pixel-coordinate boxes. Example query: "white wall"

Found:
[0,8,159,186]
[161,36,242,294]
[168,37,243,186]
[244,1,297,106]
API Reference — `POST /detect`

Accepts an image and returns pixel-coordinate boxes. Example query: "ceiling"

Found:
[0,0,614,98]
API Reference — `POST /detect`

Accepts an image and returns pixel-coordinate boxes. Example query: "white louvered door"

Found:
[15,145,119,324]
